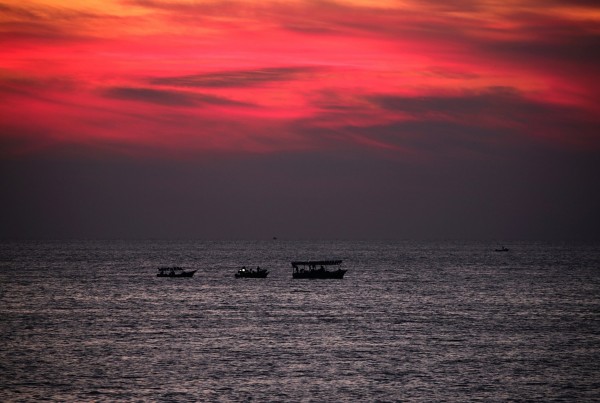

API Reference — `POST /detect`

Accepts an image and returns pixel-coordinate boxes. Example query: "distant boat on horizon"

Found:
[495,246,509,252]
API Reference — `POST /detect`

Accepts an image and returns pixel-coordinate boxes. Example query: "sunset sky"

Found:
[1,0,599,240]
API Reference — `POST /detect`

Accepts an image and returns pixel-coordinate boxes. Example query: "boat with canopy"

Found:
[291,260,346,279]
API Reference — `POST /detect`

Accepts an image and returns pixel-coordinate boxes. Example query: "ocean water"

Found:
[1,240,599,402]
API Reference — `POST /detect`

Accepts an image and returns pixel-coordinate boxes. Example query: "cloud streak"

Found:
[150,66,323,88]
[103,86,252,107]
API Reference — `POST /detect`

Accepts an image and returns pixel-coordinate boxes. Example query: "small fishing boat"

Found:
[291,260,346,279]
[235,266,269,278]
[156,267,197,277]
[495,246,509,252]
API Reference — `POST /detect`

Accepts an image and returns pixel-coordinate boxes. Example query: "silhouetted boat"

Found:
[235,266,269,278]
[495,246,509,252]
[291,260,346,279]
[157,267,197,277]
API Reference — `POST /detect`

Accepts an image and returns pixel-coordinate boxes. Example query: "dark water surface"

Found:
[1,240,599,401]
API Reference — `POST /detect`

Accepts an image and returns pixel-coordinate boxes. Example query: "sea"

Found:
[1,240,599,402]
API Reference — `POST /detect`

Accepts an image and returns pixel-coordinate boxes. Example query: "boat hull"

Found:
[157,270,197,278]
[235,271,269,278]
[292,269,346,279]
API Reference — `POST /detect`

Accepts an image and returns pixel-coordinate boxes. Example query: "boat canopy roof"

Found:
[291,260,342,267]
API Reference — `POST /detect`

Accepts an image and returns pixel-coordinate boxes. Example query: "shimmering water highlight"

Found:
[1,240,599,401]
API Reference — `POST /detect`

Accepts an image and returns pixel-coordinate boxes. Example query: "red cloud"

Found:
[1,0,599,157]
